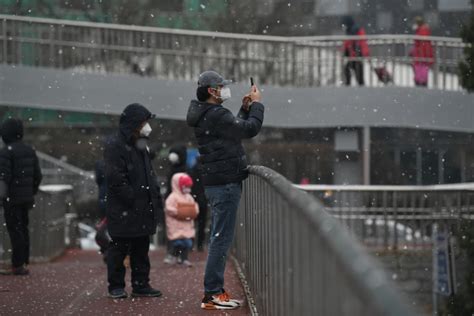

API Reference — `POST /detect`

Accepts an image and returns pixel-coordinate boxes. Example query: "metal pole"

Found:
[417,148,423,185]
[362,126,371,185]
[2,18,6,64]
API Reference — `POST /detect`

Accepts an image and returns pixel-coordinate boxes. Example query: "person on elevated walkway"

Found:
[410,16,434,87]
[0,118,42,276]
[342,16,370,86]
[187,71,264,310]
[104,103,163,299]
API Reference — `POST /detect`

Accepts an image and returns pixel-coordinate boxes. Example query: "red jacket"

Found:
[343,28,370,58]
[411,24,434,65]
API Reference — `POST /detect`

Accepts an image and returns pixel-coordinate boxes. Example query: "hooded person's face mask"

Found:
[140,122,152,137]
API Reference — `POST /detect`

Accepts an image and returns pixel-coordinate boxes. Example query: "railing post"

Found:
[2,18,6,64]
[433,41,439,89]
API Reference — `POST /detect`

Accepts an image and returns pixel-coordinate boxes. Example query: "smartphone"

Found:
[250,77,254,86]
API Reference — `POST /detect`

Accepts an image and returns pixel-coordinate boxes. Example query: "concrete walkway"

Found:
[0,249,250,315]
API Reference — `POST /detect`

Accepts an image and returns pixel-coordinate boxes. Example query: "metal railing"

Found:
[37,151,96,205]
[233,165,417,316]
[298,184,474,251]
[0,184,73,264]
[0,14,467,91]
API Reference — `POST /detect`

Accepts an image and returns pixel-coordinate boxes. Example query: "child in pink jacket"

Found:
[165,172,199,266]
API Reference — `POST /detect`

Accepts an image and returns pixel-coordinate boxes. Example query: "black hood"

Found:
[169,144,187,167]
[186,100,218,127]
[1,118,24,144]
[119,103,154,143]
[342,16,359,35]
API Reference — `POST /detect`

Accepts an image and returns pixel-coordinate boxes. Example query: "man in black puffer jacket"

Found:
[104,103,163,299]
[187,71,264,310]
[0,118,42,276]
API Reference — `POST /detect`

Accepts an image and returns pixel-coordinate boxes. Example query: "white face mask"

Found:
[140,122,152,137]
[182,187,192,194]
[219,87,231,101]
[412,24,418,31]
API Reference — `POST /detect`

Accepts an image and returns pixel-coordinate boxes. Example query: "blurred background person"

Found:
[0,118,42,275]
[410,16,434,87]
[94,159,110,263]
[341,16,370,86]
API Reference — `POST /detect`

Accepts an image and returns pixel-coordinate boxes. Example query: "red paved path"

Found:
[0,249,250,315]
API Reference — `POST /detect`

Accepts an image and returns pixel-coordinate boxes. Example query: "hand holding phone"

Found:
[249,79,261,103]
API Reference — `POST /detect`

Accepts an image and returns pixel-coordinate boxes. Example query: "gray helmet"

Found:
[197,71,232,88]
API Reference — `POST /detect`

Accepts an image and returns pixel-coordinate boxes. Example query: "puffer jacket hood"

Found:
[186,100,218,127]
[1,118,24,144]
[119,103,154,143]
[171,172,187,195]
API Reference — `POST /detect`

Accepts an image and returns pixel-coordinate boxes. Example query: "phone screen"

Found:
[250,77,254,86]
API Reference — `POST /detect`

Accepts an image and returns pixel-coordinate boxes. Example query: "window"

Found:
[438,0,471,11]
[407,0,424,11]
[316,0,355,16]
[60,0,94,10]
[152,0,184,12]
[376,11,393,32]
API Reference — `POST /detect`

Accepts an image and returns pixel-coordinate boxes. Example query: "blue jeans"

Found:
[204,182,242,294]
[170,238,193,250]
[170,238,193,261]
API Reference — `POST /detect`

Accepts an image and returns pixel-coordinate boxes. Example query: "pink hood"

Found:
[165,173,199,240]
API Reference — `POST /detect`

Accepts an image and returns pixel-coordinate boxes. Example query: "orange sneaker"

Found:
[201,290,242,310]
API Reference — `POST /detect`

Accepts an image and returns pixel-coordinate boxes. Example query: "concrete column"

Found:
[416,148,422,185]
[438,150,446,184]
[362,126,371,185]
[460,149,466,183]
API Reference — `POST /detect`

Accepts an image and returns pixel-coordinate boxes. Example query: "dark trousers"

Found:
[107,235,151,291]
[4,203,31,268]
[344,61,365,86]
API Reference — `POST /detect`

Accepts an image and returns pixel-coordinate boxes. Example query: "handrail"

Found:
[297,183,474,192]
[36,151,94,179]
[234,165,418,315]
[0,14,465,44]
[0,14,291,42]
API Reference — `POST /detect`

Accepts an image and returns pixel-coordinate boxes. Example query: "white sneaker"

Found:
[182,260,193,267]
[163,254,177,264]
[201,291,242,310]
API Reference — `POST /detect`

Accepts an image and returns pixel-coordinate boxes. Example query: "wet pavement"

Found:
[0,249,250,315]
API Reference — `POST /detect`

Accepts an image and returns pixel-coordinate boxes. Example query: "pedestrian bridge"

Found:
[1,14,473,315]
[1,14,473,133]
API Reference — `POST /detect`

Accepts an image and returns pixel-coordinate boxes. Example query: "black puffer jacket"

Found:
[104,103,163,238]
[186,100,264,186]
[0,119,42,205]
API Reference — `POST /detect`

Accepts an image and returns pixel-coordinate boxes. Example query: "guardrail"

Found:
[0,14,467,91]
[233,165,417,316]
[298,184,474,250]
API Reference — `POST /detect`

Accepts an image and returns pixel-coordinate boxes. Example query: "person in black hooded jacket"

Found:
[187,71,264,310]
[0,118,42,276]
[104,103,163,299]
